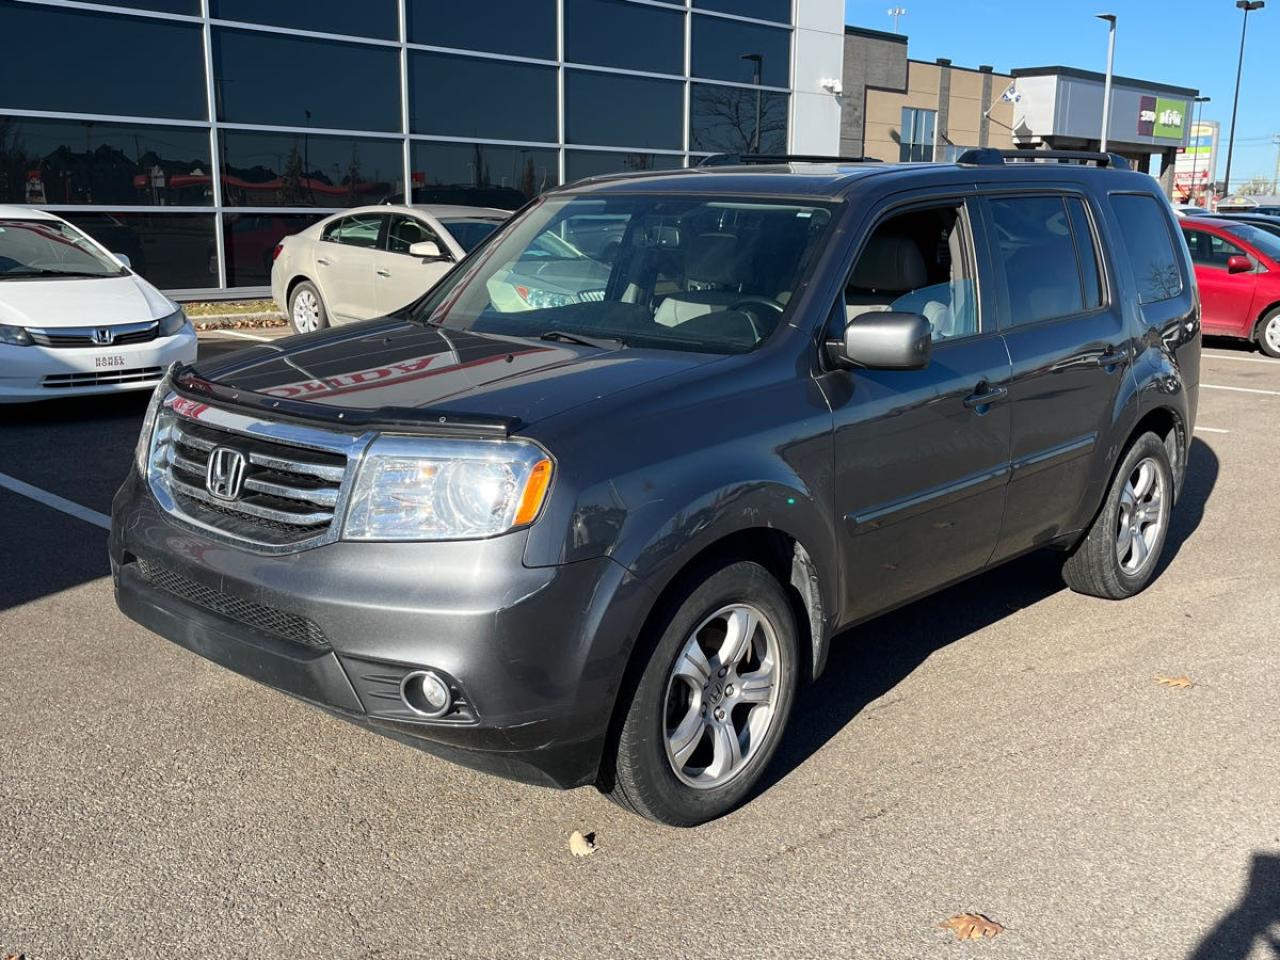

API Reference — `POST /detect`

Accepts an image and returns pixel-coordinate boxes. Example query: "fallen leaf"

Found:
[1155,675,1194,689]
[569,830,596,858]
[4,953,26,960]
[938,913,1005,940]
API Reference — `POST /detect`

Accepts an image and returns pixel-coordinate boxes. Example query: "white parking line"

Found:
[0,471,110,530]
[1195,426,1230,434]
[203,329,276,343]
[1202,383,1280,397]
[1202,351,1280,366]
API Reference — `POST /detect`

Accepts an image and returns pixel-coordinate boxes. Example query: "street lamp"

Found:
[1188,96,1210,205]
[741,53,763,153]
[887,6,906,33]
[1224,0,1264,200]
[1096,14,1117,153]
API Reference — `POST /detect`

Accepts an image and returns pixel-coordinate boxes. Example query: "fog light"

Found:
[400,670,452,718]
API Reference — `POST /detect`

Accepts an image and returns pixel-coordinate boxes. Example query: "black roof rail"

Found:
[956,148,1131,170]
[698,153,882,167]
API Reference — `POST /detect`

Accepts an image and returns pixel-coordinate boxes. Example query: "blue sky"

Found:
[844,0,1278,187]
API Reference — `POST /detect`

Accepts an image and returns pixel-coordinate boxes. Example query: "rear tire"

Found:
[1256,307,1280,358]
[1063,432,1173,600]
[605,560,799,826]
[288,280,329,334]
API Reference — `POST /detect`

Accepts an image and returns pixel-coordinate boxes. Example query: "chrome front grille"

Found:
[29,319,159,348]
[148,396,370,551]
[43,366,163,388]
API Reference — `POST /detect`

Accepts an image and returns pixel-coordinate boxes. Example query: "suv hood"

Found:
[192,317,721,427]
[0,273,174,328]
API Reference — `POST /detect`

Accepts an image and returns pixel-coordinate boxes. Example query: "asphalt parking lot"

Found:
[2,331,1278,960]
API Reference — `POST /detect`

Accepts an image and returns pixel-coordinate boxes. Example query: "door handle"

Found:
[1090,347,1130,370]
[316,257,332,266]
[376,268,391,278]
[963,382,1008,410]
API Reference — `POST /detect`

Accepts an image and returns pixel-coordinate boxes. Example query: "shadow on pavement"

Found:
[1188,853,1280,960]
[758,437,1220,794]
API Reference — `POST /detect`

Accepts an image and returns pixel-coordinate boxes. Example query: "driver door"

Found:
[374,214,454,314]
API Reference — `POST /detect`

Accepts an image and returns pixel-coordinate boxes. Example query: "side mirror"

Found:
[1227,254,1253,274]
[827,310,932,371]
[113,253,132,269]
[409,240,448,262]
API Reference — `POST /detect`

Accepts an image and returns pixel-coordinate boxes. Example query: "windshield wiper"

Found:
[538,330,627,349]
[0,269,111,280]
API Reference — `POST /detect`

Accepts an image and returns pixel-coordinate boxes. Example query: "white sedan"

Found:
[0,206,197,403]
[271,204,509,334]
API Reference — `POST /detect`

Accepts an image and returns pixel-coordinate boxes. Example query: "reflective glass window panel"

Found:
[693,0,791,23]
[565,72,684,150]
[213,29,401,132]
[210,0,398,40]
[0,116,212,206]
[219,130,402,208]
[61,212,216,289]
[407,0,556,59]
[690,84,788,154]
[565,150,684,184]
[0,2,205,120]
[900,108,936,163]
[1110,193,1183,304]
[691,16,790,87]
[565,0,684,74]
[988,196,1086,326]
[105,0,200,12]
[223,212,326,287]
[409,54,556,143]
[410,141,559,209]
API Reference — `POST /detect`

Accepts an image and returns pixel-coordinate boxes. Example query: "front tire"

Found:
[1063,432,1173,599]
[1256,307,1280,358]
[288,280,329,334]
[606,560,799,826]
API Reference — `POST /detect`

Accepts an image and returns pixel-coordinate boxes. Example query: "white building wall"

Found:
[790,0,845,154]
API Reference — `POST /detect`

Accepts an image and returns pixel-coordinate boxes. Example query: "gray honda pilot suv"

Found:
[112,151,1200,825]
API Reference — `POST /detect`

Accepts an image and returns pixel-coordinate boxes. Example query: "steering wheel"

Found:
[728,297,785,338]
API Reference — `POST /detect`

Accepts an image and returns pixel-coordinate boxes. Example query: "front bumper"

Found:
[110,469,653,789]
[0,329,198,403]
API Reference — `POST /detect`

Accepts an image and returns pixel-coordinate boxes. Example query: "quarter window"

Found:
[1110,193,1183,304]
[988,195,1100,326]
[322,214,384,249]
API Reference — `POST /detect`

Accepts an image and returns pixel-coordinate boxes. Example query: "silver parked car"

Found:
[271,205,509,333]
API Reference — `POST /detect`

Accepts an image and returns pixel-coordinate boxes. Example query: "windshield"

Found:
[0,218,125,279]
[1225,222,1280,262]
[413,194,836,354]
[440,217,505,253]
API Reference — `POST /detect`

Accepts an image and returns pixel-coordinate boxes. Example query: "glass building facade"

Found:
[0,0,799,294]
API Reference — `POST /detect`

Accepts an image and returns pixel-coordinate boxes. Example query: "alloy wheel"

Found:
[1116,457,1166,576]
[1264,314,1280,355]
[662,603,781,790]
[292,289,321,332]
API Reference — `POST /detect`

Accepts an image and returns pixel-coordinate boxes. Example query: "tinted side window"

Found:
[988,196,1085,326]
[386,216,438,255]
[1067,197,1104,310]
[1183,228,1246,267]
[1110,194,1183,304]
[323,214,383,248]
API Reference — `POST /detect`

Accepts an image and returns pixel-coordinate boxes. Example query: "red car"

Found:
[1180,217,1280,357]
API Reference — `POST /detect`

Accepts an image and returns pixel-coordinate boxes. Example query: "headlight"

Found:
[134,378,169,474]
[343,436,553,541]
[0,324,32,346]
[514,285,576,309]
[157,307,190,338]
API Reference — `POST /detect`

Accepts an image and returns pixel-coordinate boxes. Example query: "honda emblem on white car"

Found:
[91,327,115,345]
[206,446,247,501]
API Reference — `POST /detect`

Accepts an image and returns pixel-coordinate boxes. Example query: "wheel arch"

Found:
[1251,300,1280,341]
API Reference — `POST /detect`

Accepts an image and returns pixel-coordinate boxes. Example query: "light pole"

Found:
[887,6,906,33]
[1188,96,1210,204]
[741,53,763,153]
[1096,14,1117,153]
[1225,0,1264,199]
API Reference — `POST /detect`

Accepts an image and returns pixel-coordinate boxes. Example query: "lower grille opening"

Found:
[43,367,163,388]
[135,559,329,650]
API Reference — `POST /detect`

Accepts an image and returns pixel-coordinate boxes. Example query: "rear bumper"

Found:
[110,470,655,788]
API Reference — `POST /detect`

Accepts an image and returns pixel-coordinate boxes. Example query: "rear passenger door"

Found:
[316,213,386,322]
[983,191,1134,562]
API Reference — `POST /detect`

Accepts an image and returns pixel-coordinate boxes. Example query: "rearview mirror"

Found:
[113,253,132,269]
[1227,254,1253,274]
[409,240,448,261]
[827,310,932,371]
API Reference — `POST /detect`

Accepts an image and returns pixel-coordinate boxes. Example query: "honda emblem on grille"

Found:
[91,327,114,345]
[206,446,247,501]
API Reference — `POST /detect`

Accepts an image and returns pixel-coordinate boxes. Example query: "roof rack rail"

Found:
[956,148,1131,171]
[698,153,882,167]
